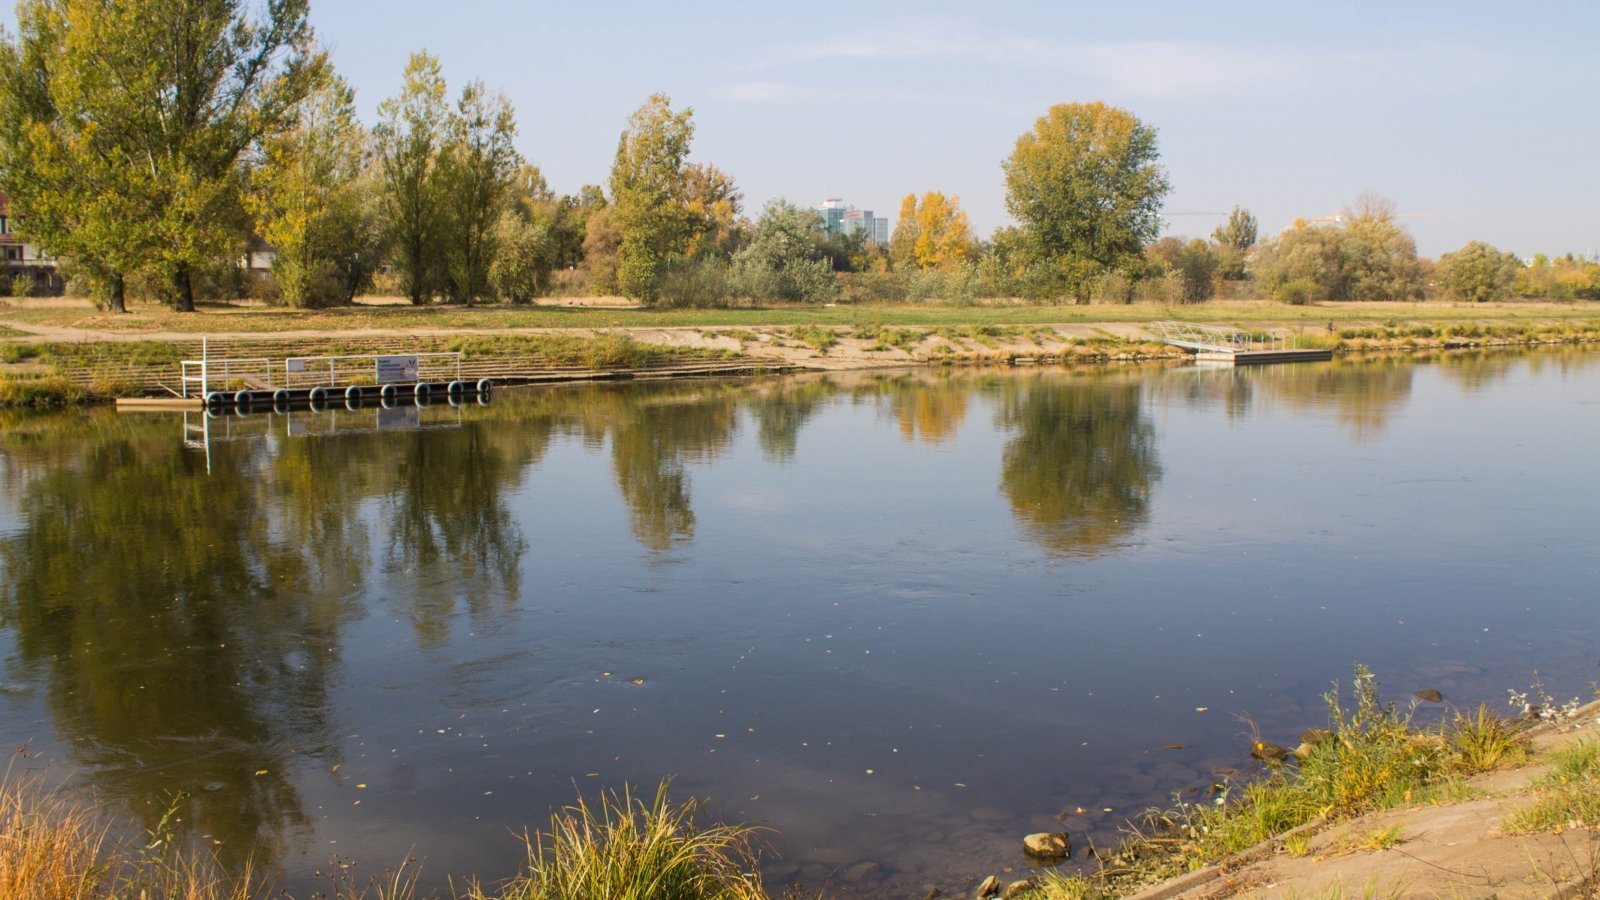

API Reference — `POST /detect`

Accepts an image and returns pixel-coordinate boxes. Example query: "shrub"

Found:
[1277,278,1318,306]
[1088,271,1134,304]
[10,274,33,298]
[656,258,734,308]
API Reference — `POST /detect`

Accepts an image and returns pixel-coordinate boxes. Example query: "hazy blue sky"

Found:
[23,2,1600,257]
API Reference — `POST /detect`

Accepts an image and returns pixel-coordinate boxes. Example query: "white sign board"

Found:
[376,355,420,383]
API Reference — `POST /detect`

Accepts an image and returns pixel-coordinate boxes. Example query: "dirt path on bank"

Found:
[1132,703,1600,900]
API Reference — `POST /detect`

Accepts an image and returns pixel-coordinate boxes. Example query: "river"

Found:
[1,349,1597,896]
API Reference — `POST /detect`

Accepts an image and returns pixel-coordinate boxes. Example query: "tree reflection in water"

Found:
[993,374,1160,556]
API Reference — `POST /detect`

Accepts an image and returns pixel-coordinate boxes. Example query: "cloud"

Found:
[758,22,1507,102]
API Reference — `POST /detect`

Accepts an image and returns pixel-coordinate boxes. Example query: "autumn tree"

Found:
[1435,241,1520,303]
[0,0,325,312]
[248,74,378,307]
[682,162,745,259]
[1002,102,1170,298]
[375,52,449,304]
[436,81,518,304]
[894,192,974,271]
[609,94,695,303]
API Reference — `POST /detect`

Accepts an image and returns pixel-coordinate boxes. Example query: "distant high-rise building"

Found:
[817,199,888,246]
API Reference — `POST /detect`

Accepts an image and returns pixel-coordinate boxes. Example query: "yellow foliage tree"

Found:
[913,192,974,271]
[890,192,974,271]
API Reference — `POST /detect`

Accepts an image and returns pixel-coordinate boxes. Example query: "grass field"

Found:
[2,296,1599,336]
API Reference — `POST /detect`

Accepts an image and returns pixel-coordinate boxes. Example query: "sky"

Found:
[16,1,1600,258]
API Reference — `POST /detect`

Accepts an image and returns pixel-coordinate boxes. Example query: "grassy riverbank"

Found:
[4,297,1600,408]
[1014,667,1542,898]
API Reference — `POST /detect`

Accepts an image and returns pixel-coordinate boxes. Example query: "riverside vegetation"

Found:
[1,3,1597,314]
[6,668,1592,900]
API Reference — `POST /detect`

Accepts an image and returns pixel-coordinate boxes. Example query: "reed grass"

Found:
[1504,741,1600,833]
[0,373,86,408]
[458,782,768,900]
[0,770,255,900]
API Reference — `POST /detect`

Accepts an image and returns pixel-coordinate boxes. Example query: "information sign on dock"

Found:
[376,355,420,383]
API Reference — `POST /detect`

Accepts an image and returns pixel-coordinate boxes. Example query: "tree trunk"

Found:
[106,272,126,313]
[173,266,195,312]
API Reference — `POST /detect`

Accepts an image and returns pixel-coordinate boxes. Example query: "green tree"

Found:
[733,198,837,303]
[1252,221,1345,302]
[1337,197,1423,301]
[375,51,449,305]
[490,164,556,302]
[437,80,518,304]
[1212,205,1258,252]
[0,0,324,312]
[580,204,622,295]
[551,183,606,270]
[1146,236,1218,303]
[1211,205,1257,280]
[247,74,372,308]
[610,94,695,303]
[1435,241,1520,303]
[1002,102,1170,299]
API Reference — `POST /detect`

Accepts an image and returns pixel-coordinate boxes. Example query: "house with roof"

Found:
[0,193,63,295]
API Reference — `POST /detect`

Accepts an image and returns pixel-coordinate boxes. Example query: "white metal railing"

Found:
[180,357,275,397]
[282,352,462,390]
[1148,322,1292,354]
[180,343,465,398]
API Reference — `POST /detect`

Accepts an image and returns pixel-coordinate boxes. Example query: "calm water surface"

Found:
[1,350,1597,896]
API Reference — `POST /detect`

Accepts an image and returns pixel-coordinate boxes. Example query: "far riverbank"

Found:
[3,297,1600,407]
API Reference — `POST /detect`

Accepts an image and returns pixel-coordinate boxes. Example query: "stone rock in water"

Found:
[1001,880,1034,899]
[1022,831,1071,859]
[1295,728,1333,758]
[974,875,1002,898]
[1251,741,1290,763]
[1414,688,1444,703]
[1299,728,1332,746]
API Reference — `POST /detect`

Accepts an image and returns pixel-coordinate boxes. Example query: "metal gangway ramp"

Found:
[1147,322,1332,366]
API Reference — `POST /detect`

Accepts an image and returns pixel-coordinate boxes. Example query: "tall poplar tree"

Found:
[374,52,448,305]
[609,94,695,303]
[248,74,375,307]
[436,81,518,304]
